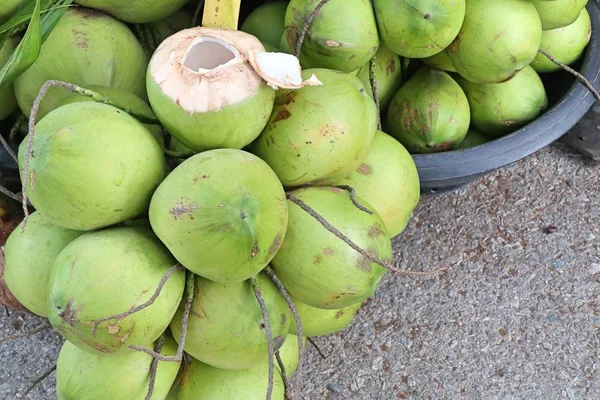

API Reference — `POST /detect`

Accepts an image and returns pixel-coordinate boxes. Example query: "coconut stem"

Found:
[0,324,51,345]
[145,334,165,400]
[128,271,194,362]
[164,149,196,159]
[192,0,205,26]
[22,80,160,229]
[9,114,26,143]
[21,364,56,397]
[0,185,23,203]
[295,0,330,59]
[538,48,600,102]
[0,132,17,165]
[286,193,452,277]
[275,351,292,399]
[333,185,373,214]
[92,264,185,336]
[251,277,274,400]
[265,266,304,396]
[307,337,329,359]
[369,56,382,130]
[201,0,241,29]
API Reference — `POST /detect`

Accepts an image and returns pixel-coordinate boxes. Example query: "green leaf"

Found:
[0,0,72,88]
[0,0,41,88]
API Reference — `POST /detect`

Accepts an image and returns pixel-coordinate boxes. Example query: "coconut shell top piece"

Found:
[149,27,268,114]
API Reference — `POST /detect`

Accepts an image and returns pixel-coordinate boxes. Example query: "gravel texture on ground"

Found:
[1,140,599,399]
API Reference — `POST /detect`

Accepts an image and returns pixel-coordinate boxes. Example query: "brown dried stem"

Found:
[538,48,600,102]
[265,266,304,395]
[307,337,329,359]
[333,185,373,214]
[145,334,165,400]
[286,193,451,277]
[251,277,274,400]
[275,351,292,400]
[92,264,185,335]
[21,364,56,398]
[295,0,330,59]
[0,325,51,345]
[369,55,382,130]
[128,271,195,362]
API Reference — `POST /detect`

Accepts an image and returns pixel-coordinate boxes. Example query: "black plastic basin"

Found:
[413,3,600,194]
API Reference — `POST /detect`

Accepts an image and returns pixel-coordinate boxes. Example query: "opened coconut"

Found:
[57,334,181,399]
[271,187,391,309]
[14,8,148,119]
[373,0,465,58]
[18,102,166,231]
[169,273,291,370]
[47,226,185,355]
[4,212,83,317]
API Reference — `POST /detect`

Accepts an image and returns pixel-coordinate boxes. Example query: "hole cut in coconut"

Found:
[248,51,323,90]
[184,37,239,72]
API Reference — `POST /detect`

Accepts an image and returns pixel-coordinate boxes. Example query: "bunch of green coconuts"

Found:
[0,1,424,399]
[0,0,593,398]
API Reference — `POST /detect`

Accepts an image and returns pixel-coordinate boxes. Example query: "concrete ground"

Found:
[1,129,599,399]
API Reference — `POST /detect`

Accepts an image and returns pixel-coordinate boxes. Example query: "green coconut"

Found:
[262,42,280,52]
[0,0,27,23]
[146,8,194,44]
[357,43,404,112]
[386,67,470,153]
[373,0,465,59]
[17,102,166,231]
[282,0,379,73]
[241,1,288,49]
[56,85,164,148]
[147,28,276,152]
[169,273,291,370]
[3,212,83,317]
[531,8,591,73]
[279,34,292,54]
[531,0,588,30]
[149,149,287,282]
[455,128,491,150]
[14,8,147,119]
[271,187,391,309]
[277,334,305,377]
[0,39,17,121]
[56,334,181,400]
[422,50,457,72]
[179,358,285,400]
[446,0,542,84]
[328,131,420,237]
[457,66,548,137]
[251,68,377,186]
[47,226,185,355]
[73,0,188,23]
[290,297,362,337]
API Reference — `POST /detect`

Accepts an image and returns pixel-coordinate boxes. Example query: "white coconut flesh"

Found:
[248,50,323,90]
[149,27,322,114]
